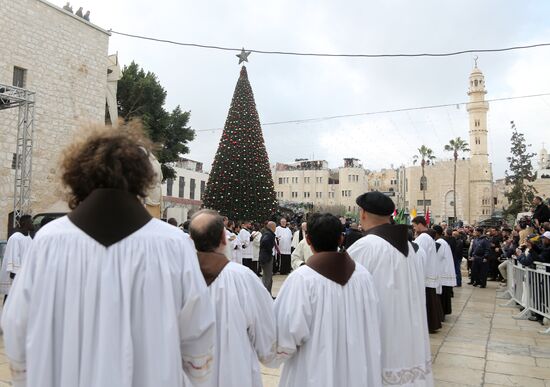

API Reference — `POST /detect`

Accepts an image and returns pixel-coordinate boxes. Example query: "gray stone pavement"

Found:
[261,275,550,387]
[0,276,548,386]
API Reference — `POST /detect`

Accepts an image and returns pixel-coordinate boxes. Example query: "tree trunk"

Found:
[453,156,457,222]
[422,164,426,215]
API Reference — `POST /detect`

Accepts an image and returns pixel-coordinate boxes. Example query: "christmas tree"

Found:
[202,66,277,221]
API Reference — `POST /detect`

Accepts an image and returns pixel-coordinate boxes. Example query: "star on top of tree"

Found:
[236,48,251,65]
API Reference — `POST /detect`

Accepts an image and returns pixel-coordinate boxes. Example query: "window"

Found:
[417,200,432,206]
[420,176,427,191]
[13,67,26,88]
[304,177,310,184]
[278,178,283,184]
[341,190,352,197]
[200,181,206,199]
[304,192,310,198]
[11,154,19,170]
[329,192,334,198]
[316,192,322,198]
[178,177,185,198]
[285,177,289,184]
[316,177,322,183]
[475,119,480,127]
[166,179,174,196]
[474,79,478,87]
[190,178,196,200]
[292,192,298,198]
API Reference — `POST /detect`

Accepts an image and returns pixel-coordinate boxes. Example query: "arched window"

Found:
[420,176,427,191]
[474,79,478,86]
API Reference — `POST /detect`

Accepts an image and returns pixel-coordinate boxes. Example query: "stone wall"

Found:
[0,0,109,237]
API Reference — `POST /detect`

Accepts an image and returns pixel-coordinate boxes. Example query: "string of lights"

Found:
[194,92,550,132]
[110,30,550,58]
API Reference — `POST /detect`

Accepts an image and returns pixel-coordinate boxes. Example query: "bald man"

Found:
[259,221,277,295]
[189,210,276,387]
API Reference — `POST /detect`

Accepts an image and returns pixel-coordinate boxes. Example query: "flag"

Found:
[394,208,406,224]
[393,209,397,218]
[426,207,431,225]
[411,208,417,218]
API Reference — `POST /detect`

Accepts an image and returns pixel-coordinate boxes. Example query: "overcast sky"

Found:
[59,0,550,178]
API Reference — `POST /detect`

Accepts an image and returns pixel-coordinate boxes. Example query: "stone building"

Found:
[0,0,115,237]
[366,168,400,204]
[534,145,550,200]
[273,158,369,216]
[162,158,209,224]
[370,65,494,225]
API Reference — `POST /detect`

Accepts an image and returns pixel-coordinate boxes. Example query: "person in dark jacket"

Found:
[451,230,464,287]
[343,223,364,249]
[259,221,277,295]
[469,227,491,288]
[533,196,550,228]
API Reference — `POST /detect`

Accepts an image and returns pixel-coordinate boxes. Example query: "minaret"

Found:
[466,59,493,223]
[467,59,489,164]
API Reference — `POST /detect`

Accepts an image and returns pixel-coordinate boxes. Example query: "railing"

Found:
[498,259,550,335]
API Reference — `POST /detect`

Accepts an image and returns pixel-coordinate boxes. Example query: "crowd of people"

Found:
[0,123,548,387]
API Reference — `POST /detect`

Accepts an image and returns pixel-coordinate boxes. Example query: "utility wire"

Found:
[195,92,550,132]
[110,30,550,58]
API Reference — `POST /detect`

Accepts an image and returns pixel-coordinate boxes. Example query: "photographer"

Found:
[516,233,550,324]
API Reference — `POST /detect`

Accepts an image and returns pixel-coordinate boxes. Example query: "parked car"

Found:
[32,212,67,234]
[477,217,504,228]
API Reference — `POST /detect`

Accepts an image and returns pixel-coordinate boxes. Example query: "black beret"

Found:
[356,192,395,216]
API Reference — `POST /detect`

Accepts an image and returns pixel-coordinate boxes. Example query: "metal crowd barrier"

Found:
[498,259,550,335]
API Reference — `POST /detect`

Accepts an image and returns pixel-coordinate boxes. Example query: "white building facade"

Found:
[273,158,369,215]
[162,159,209,224]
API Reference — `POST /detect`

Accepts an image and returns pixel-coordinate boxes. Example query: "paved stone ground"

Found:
[0,277,548,386]
[261,275,550,387]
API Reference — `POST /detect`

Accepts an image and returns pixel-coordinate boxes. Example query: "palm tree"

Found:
[413,145,436,215]
[444,137,470,222]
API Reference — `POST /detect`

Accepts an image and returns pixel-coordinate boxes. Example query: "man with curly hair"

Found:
[1,123,216,387]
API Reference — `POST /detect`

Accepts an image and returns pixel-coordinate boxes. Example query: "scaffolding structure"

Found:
[0,83,35,227]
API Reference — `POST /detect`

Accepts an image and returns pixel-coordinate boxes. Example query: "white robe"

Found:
[239,228,253,259]
[231,233,243,264]
[1,216,216,387]
[270,264,382,387]
[290,238,314,270]
[251,231,262,262]
[0,231,33,294]
[275,226,292,255]
[348,236,434,387]
[414,233,441,293]
[224,229,235,260]
[436,238,457,287]
[207,262,276,387]
[291,230,301,250]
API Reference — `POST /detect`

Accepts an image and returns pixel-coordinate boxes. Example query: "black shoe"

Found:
[479,285,486,288]
[467,282,474,285]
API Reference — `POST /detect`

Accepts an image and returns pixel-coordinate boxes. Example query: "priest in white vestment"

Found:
[275,218,293,274]
[269,213,382,387]
[2,125,216,387]
[239,221,255,271]
[0,215,34,296]
[412,216,444,333]
[433,225,456,316]
[348,192,434,387]
[190,210,276,387]
[290,236,313,270]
